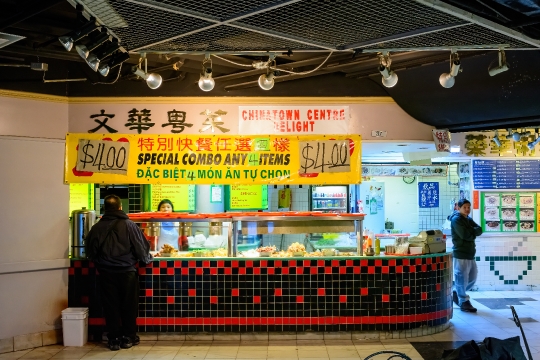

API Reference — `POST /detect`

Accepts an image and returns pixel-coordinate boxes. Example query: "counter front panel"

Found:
[69,254,452,338]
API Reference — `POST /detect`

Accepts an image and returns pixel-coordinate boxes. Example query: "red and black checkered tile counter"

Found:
[69,253,452,338]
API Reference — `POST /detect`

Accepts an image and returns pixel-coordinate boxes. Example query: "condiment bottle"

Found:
[178,222,189,251]
[375,237,380,255]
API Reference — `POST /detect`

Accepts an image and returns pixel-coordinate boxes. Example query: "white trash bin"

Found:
[61,308,89,346]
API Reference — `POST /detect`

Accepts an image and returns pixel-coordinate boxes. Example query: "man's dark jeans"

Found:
[99,270,139,340]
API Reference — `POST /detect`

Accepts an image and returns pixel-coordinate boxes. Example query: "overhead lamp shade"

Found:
[439,60,460,89]
[87,43,120,72]
[75,32,109,59]
[512,132,522,141]
[439,73,455,88]
[198,68,215,92]
[258,72,275,90]
[528,137,540,150]
[132,67,162,89]
[146,73,163,90]
[493,135,502,147]
[98,51,130,77]
[86,54,100,72]
[58,20,98,52]
[379,65,398,88]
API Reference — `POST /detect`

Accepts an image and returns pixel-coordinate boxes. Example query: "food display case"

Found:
[128,212,365,258]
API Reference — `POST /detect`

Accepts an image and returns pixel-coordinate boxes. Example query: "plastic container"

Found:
[61,308,89,346]
[409,247,423,255]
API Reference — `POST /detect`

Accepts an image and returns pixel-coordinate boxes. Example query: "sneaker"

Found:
[460,300,478,313]
[132,336,140,346]
[452,290,459,306]
[108,339,121,351]
[120,337,133,349]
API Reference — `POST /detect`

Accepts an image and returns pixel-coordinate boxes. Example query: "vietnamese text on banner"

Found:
[64,133,361,185]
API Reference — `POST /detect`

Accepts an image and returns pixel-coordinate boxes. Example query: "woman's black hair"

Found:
[458,199,471,207]
[157,199,174,212]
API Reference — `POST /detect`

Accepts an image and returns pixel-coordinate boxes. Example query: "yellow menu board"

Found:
[69,183,94,215]
[150,184,195,212]
[228,185,268,210]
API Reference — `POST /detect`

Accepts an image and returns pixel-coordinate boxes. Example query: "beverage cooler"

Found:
[309,185,349,213]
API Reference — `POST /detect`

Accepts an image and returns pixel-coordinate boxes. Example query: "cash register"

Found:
[408,229,446,254]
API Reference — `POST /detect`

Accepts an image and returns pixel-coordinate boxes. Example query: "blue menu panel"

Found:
[473,160,540,189]
[418,182,439,208]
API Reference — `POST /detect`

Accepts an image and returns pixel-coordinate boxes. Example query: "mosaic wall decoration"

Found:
[69,256,453,340]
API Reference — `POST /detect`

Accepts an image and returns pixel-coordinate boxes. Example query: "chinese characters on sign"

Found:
[463,130,538,157]
[89,110,118,133]
[432,129,451,152]
[419,182,439,208]
[199,109,229,133]
[163,109,193,133]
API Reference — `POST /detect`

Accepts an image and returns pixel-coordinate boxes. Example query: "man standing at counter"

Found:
[450,199,482,313]
[86,195,153,351]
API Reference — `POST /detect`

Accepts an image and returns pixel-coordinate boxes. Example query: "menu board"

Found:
[69,183,94,215]
[150,184,195,212]
[481,192,537,232]
[228,185,268,210]
[473,160,540,189]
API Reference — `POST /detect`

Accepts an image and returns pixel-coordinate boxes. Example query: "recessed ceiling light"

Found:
[382,151,397,153]
[397,144,408,147]
[418,147,429,149]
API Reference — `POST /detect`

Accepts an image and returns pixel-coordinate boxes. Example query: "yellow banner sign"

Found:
[64,133,361,185]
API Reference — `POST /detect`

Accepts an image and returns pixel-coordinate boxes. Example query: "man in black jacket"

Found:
[86,195,153,351]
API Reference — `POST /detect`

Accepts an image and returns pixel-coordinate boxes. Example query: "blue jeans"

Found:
[453,258,477,306]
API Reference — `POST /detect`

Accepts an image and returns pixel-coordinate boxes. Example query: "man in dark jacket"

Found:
[86,195,153,351]
[450,199,482,312]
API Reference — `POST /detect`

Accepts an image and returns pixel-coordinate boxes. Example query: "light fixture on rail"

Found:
[198,55,214,92]
[58,20,99,52]
[439,52,461,89]
[98,51,130,77]
[75,31,109,59]
[378,52,398,88]
[528,130,540,150]
[489,49,509,77]
[132,57,162,90]
[493,130,502,147]
[506,129,531,142]
[86,41,120,72]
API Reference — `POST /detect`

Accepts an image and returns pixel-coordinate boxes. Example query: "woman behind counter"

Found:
[156,199,180,251]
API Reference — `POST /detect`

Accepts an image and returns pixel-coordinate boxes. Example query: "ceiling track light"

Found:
[489,49,509,77]
[132,56,162,90]
[98,51,130,77]
[439,52,461,89]
[528,129,540,150]
[378,52,398,88]
[198,55,214,92]
[506,128,531,142]
[86,42,120,72]
[58,19,99,52]
[258,57,277,91]
[75,32,109,60]
[493,130,502,147]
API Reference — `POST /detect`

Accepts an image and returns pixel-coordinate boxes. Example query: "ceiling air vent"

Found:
[0,32,25,49]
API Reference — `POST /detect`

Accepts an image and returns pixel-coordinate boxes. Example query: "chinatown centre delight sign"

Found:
[64,133,362,185]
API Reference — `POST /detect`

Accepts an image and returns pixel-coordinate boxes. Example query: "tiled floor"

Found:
[3,291,540,360]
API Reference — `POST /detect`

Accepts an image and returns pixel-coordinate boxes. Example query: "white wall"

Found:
[0,95,69,340]
[378,177,419,234]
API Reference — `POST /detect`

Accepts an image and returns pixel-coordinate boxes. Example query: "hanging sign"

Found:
[419,182,439,208]
[433,129,451,152]
[64,133,361,185]
[278,188,292,209]
[238,106,349,134]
